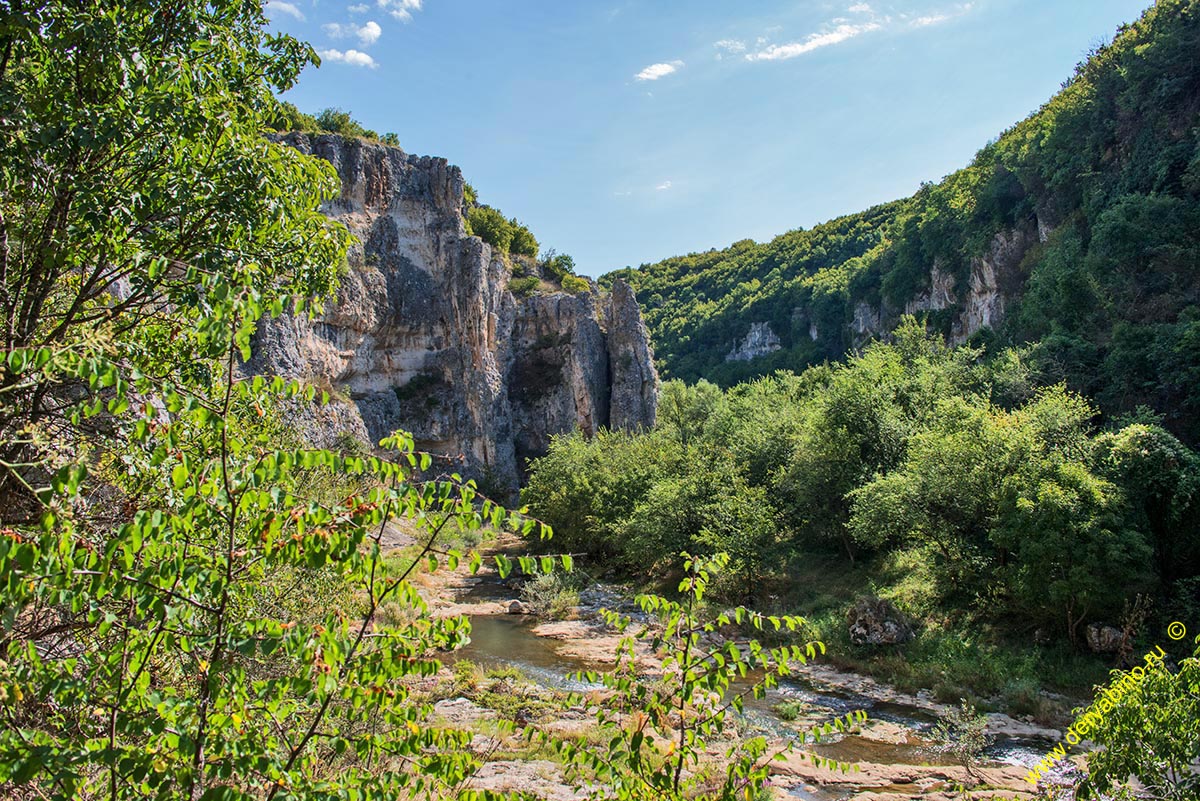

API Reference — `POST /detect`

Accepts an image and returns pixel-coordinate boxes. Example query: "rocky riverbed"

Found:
[409,535,1082,800]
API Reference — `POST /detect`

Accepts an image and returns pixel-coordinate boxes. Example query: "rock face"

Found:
[607,281,659,430]
[726,321,781,362]
[249,134,658,495]
[847,221,1039,349]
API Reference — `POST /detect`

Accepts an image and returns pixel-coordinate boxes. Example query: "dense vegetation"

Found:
[608,0,1200,444]
[272,101,401,145]
[524,320,1200,701]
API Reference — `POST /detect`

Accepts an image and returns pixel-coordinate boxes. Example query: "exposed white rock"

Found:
[726,321,781,362]
[904,262,957,316]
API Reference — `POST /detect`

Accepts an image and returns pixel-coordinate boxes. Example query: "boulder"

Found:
[847,597,914,646]
[1086,623,1125,654]
[507,600,530,615]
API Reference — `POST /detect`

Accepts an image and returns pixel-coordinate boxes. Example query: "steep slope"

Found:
[250,133,659,494]
[609,0,1200,440]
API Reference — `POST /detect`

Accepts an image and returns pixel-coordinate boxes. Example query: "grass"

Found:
[773,700,805,721]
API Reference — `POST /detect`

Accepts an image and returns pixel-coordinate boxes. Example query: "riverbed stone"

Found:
[508,599,531,615]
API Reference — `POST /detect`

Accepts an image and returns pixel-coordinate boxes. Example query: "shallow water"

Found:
[447,580,1050,793]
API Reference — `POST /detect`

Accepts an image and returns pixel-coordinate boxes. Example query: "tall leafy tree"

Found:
[0,2,550,799]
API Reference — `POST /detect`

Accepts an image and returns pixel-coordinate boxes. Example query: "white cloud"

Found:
[656,180,672,191]
[848,2,872,12]
[910,4,975,27]
[323,20,383,45]
[378,0,422,22]
[359,20,382,43]
[745,22,881,61]
[714,39,746,53]
[265,0,304,20]
[911,13,949,27]
[635,60,683,81]
[348,3,369,11]
[319,48,379,68]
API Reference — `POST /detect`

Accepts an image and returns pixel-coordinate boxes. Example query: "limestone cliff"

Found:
[249,133,658,494]
[847,220,1039,348]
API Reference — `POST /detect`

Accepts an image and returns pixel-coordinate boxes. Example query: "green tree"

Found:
[1093,423,1200,582]
[656,379,727,451]
[509,222,539,258]
[314,107,379,139]
[0,2,552,799]
[619,461,776,593]
[1078,643,1200,801]
[0,0,348,493]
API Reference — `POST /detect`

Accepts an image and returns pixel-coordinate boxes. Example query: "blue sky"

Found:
[267,0,1153,278]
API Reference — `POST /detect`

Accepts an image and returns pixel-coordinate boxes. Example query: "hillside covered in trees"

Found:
[527,0,1200,715]
[606,0,1200,444]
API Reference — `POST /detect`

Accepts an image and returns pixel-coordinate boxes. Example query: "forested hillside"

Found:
[607,0,1200,442]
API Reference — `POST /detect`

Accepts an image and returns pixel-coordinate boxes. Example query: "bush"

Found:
[467,205,514,253]
[933,700,993,781]
[509,275,540,298]
[520,571,580,619]
[314,107,379,139]
[773,699,805,721]
[510,222,539,258]
[561,274,591,294]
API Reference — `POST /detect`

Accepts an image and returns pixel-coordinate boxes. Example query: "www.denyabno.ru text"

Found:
[1025,644,1167,785]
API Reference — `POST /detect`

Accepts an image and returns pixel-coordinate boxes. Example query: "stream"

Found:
[445,577,1053,798]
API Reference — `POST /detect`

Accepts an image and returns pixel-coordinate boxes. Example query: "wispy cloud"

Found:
[265,0,304,20]
[635,60,684,81]
[348,3,370,12]
[656,180,672,191]
[908,4,974,27]
[614,190,633,197]
[377,0,422,22]
[323,20,383,45]
[319,48,379,68]
[713,39,746,60]
[848,2,872,12]
[745,22,881,61]
[911,13,949,27]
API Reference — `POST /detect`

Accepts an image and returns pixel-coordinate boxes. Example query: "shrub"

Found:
[933,700,993,781]
[314,106,379,139]
[561,274,591,294]
[520,571,580,619]
[467,205,514,253]
[510,222,539,258]
[509,275,540,298]
[773,699,805,721]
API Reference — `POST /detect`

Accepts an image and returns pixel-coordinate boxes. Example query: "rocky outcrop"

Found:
[607,281,659,431]
[726,321,781,362]
[849,221,1039,348]
[249,133,658,496]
